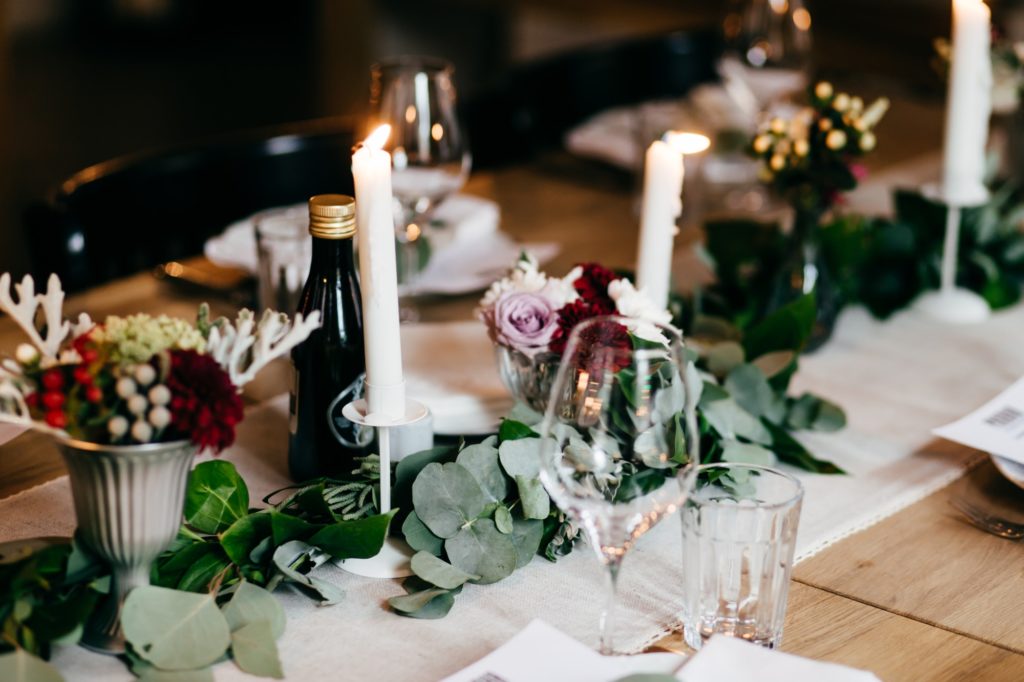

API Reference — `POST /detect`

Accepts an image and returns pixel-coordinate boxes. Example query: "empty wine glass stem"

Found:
[599,558,623,655]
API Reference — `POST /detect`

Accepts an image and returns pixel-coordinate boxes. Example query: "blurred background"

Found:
[0,0,1020,279]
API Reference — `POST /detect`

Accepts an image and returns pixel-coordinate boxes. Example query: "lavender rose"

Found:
[492,291,559,357]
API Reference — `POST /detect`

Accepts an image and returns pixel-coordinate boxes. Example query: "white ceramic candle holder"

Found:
[913,183,991,324]
[335,396,429,579]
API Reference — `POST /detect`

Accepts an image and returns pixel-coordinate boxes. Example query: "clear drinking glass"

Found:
[369,57,471,288]
[537,316,699,655]
[720,0,813,110]
[254,207,311,313]
[681,463,804,650]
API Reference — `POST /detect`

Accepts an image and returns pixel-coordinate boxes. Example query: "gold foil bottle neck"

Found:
[308,194,356,239]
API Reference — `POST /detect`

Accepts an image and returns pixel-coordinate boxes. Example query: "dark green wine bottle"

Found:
[288,194,373,481]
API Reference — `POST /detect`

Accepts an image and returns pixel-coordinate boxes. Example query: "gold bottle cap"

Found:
[308,194,356,239]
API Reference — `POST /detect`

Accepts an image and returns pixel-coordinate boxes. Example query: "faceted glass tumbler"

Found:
[680,464,803,650]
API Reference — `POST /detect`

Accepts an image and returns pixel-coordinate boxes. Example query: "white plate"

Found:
[991,453,1024,491]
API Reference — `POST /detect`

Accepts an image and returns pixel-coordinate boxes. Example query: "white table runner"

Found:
[2,306,1022,680]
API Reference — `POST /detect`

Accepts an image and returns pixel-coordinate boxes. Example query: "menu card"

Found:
[934,376,1024,464]
[440,620,881,682]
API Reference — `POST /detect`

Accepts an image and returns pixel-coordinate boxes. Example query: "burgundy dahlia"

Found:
[165,349,244,453]
[549,298,615,355]
[572,263,617,306]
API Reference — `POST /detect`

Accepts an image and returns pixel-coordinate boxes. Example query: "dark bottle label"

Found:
[326,373,373,448]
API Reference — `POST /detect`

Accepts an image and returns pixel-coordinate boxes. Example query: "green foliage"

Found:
[122,581,285,679]
[155,459,395,598]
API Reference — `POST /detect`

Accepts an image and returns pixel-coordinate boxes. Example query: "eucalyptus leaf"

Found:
[652,374,685,425]
[412,463,487,539]
[634,424,671,469]
[270,541,344,605]
[388,587,455,619]
[515,476,550,520]
[721,440,777,466]
[510,519,544,569]
[498,438,543,478]
[410,551,479,589]
[308,510,396,560]
[701,397,773,445]
[122,586,231,671]
[0,649,64,682]
[184,461,249,534]
[221,581,286,638]
[494,505,514,534]
[231,620,284,679]
[725,364,785,422]
[402,511,444,556]
[456,443,509,503]
[751,350,797,379]
[445,519,518,584]
[507,402,543,425]
[393,445,459,514]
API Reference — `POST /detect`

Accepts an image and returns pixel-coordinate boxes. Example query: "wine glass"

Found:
[536,316,699,655]
[369,57,471,291]
[719,0,813,112]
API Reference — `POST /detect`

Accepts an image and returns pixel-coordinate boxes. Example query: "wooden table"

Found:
[3,130,1024,681]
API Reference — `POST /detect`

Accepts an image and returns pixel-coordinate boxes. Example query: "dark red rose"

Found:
[164,350,244,454]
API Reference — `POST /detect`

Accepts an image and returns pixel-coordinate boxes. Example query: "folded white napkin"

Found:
[681,636,881,682]
[204,194,558,297]
[564,84,752,171]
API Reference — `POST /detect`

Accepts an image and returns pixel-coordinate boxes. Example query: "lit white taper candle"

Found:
[636,132,710,308]
[352,124,406,420]
[943,0,992,205]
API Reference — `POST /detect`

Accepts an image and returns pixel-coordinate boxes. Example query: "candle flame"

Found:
[364,124,391,150]
[664,132,711,155]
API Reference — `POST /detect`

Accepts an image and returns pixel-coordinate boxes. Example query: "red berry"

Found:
[81,348,99,364]
[45,410,66,429]
[41,370,63,391]
[73,366,92,385]
[42,392,65,410]
[85,386,103,403]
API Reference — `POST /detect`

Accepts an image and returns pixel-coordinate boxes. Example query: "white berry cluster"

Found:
[751,81,889,181]
[107,363,173,444]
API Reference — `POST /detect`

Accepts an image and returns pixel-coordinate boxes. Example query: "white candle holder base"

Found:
[913,288,991,324]
[913,183,991,325]
[334,397,429,579]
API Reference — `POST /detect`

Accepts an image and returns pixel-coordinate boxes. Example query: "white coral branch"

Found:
[207,309,321,388]
[0,273,73,360]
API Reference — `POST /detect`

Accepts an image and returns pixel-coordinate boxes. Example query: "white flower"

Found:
[14,344,38,365]
[479,253,548,308]
[116,378,137,399]
[148,384,171,406]
[108,416,128,438]
[607,279,673,344]
[131,420,153,443]
[148,406,171,429]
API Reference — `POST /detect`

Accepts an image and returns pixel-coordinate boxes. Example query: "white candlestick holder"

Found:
[336,395,429,579]
[913,183,991,324]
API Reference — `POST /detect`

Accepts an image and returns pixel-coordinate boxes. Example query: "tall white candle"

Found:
[943,0,992,205]
[636,132,710,309]
[352,124,406,420]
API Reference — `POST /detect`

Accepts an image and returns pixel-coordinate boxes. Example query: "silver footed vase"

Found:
[57,438,197,654]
